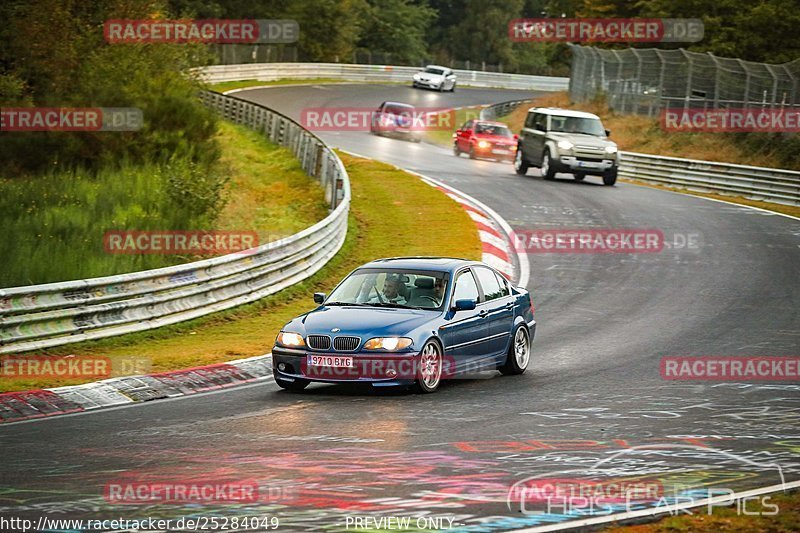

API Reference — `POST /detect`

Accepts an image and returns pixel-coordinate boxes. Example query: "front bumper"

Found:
[474,143,516,159]
[556,155,617,175]
[413,79,442,89]
[272,346,419,386]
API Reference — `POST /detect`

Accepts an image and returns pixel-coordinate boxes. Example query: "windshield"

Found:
[475,123,513,137]
[424,67,445,75]
[549,115,606,136]
[384,104,414,116]
[326,268,448,309]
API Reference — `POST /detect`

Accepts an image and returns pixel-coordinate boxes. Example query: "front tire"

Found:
[453,143,461,156]
[450,82,456,92]
[275,373,309,392]
[603,168,618,186]
[574,173,585,181]
[500,326,530,375]
[541,149,556,180]
[514,145,530,175]
[469,146,477,159]
[414,341,443,393]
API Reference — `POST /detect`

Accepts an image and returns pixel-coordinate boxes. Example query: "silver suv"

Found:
[514,107,619,185]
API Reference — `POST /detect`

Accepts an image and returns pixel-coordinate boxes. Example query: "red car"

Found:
[453,120,518,161]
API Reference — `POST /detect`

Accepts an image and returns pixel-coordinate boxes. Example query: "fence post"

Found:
[655,49,666,117]
[707,52,721,109]
[680,49,694,112]
[737,59,752,107]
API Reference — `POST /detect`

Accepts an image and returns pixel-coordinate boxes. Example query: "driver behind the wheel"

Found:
[369,275,407,305]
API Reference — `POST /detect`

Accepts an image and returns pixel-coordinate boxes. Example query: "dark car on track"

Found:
[454,120,518,161]
[370,101,422,142]
[272,257,536,393]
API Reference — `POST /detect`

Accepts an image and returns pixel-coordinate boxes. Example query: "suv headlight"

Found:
[364,337,413,351]
[276,331,305,347]
[557,140,574,151]
[605,145,618,154]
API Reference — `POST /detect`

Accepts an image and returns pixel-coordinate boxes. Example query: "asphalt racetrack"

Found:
[1,83,799,532]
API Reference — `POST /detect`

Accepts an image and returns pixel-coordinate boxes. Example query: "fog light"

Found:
[278,363,286,371]
[387,369,397,378]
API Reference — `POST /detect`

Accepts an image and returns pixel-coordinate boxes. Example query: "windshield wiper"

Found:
[324,301,365,306]
[362,302,427,310]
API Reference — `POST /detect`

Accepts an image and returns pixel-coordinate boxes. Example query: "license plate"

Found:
[578,161,599,168]
[307,355,354,368]
[492,149,510,155]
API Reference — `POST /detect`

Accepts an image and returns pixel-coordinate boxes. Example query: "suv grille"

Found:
[333,336,361,352]
[307,335,331,350]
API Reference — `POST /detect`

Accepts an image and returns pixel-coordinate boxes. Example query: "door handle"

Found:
[505,302,514,309]
[478,309,488,318]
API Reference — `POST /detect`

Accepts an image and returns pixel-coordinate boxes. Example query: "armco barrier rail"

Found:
[0,91,350,354]
[480,99,800,206]
[618,152,800,205]
[199,63,569,92]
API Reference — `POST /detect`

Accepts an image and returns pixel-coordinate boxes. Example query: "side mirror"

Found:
[454,299,477,311]
[456,129,462,135]
[513,133,519,140]
[464,129,473,136]
[314,292,326,304]
[605,129,611,137]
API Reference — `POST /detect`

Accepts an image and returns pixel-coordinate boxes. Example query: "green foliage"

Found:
[357,0,436,64]
[0,0,218,175]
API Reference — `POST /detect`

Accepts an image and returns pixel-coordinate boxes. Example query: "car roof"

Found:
[383,101,414,108]
[359,257,480,273]
[475,120,510,127]
[527,107,600,120]
[425,65,449,70]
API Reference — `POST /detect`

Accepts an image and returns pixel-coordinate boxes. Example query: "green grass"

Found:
[607,489,800,532]
[214,121,328,241]
[0,152,481,392]
[0,121,325,289]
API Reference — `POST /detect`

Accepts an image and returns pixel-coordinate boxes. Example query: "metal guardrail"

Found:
[481,99,800,206]
[0,91,351,354]
[480,98,537,120]
[619,152,800,205]
[199,63,569,92]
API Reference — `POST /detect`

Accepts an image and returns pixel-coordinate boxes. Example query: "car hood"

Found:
[474,133,516,144]
[292,305,437,337]
[416,73,444,81]
[549,131,616,148]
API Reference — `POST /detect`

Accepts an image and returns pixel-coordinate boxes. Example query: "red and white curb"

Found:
[0,354,273,424]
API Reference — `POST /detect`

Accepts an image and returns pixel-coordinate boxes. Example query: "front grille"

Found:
[576,156,604,162]
[574,146,605,159]
[307,335,331,350]
[333,336,361,352]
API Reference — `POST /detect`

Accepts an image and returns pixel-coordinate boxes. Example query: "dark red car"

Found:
[453,120,518,162]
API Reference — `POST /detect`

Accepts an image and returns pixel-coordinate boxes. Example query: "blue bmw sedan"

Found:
[272,257,536,393]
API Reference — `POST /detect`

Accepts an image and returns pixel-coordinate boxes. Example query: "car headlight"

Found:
[605,145,618,154]
[276,331,305,347]
[557,140,574,151]
[363,337,413,351]
[477,140,490,148]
